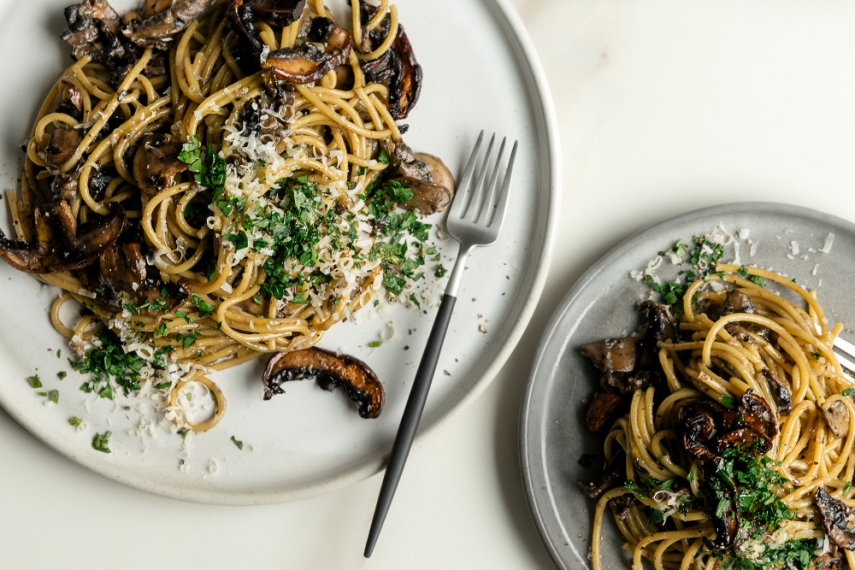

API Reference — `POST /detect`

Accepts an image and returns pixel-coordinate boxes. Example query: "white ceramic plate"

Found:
[0,0,559,504]
[520,203,855,569]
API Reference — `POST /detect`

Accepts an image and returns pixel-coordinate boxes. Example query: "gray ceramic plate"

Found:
[520,202,855,569]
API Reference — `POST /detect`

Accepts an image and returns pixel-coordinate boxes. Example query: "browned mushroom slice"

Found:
[123,0,216,49]
[44,127,82,170]
[262,347,385,419]
[357,2,422,119]
[143,0,177,18]
[263,17,353,84]
[580,336,650,395]
[761,368,792,414]
[716,427,772,456]
[608,494,637,521]
[676,400,721,462]
[96,241,190,313]
[640,301,678,351]
[249,0,307,24]
[0,201,125,274]
[577,448,626,499]
[817,487,855,550]
[61,0,121,51]
[56,83,85,121]
[133,133,190,195]
[721,289,757,315]
[823,400,851,439]
[388,141,455,214]
[735,389,778,440]
[585,391,627,434]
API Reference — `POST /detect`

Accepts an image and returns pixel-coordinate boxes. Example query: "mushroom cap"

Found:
[132,133,190,195]
[262,347,385,419]
[123,0,216,48]
[585,391,627,434]
[816,487,855,550]
[43,127,82,170]
[262,18,353,85]
[0,201,125,274]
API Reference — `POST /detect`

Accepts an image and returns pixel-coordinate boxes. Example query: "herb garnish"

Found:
[92,431,112,453]
[26,375,42,388]
[70,329,145,396]
[231,436,244,450]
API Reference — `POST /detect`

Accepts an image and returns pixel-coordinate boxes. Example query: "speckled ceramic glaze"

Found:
[521,202,855,569]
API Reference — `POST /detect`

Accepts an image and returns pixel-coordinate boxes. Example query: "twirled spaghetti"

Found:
[582,264,855,570]
[2,0,445,431]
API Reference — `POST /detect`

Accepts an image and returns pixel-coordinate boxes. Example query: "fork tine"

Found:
[487,140,518,228]
[475,137,507,224]
[448,131,485,219]
[462,134,496,220]
[835,336,855,360]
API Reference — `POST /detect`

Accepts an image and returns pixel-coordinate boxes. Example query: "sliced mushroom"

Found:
[262,347,385,419]
[677,400,721,462]
[719,289,757,316]
[0,201,125,274]
[56,83,84,121]
[724,323,755,344]
[61,0,140,83]
[735,389,778,441]
[263,17,353,84]
[143,0,176,18]
[581,338,638,377]
[357,1,422,119]
[390,141,455,215]
[716,427,772,456]
[761,368,792,414]
[816,487,855,550]
[61,0,121,51]
[247,0,306,24]
[640,301,678,352]
[608,494,637,521]
[577,448,626,499]
[132,133,190,195]
[585,391,627,434]
[123,0,216,49]
[97,241,189,313]
[823,400,851,439]
[44,127,82,170]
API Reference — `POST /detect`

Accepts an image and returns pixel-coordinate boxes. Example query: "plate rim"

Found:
[518,201,855,570]
[0,0,561,505]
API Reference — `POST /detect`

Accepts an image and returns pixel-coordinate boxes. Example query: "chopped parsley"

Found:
[231,436,244,450]
[368,341,383,348]
[843,388,855,397]
[646,508,665,526]
[57,371,67,380]
[70,329,145,396]
[26,375,42,388]
[192,295,216,318]
[178,136,227,200]
[48,390,59,404]
[749,275,767,287]
[69,417,83,427]
[92,431,112,454]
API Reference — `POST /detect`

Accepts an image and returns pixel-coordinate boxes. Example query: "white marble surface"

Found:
[4,1,855,568]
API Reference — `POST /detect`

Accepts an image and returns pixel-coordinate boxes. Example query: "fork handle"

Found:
[364,291,458,557]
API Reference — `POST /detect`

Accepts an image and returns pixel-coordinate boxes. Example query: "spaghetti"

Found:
[583,264,855,570]
[2,0,441,431]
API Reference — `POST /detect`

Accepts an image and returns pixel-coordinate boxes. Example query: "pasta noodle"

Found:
[3,0,439,431]
[585,264,855,570]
